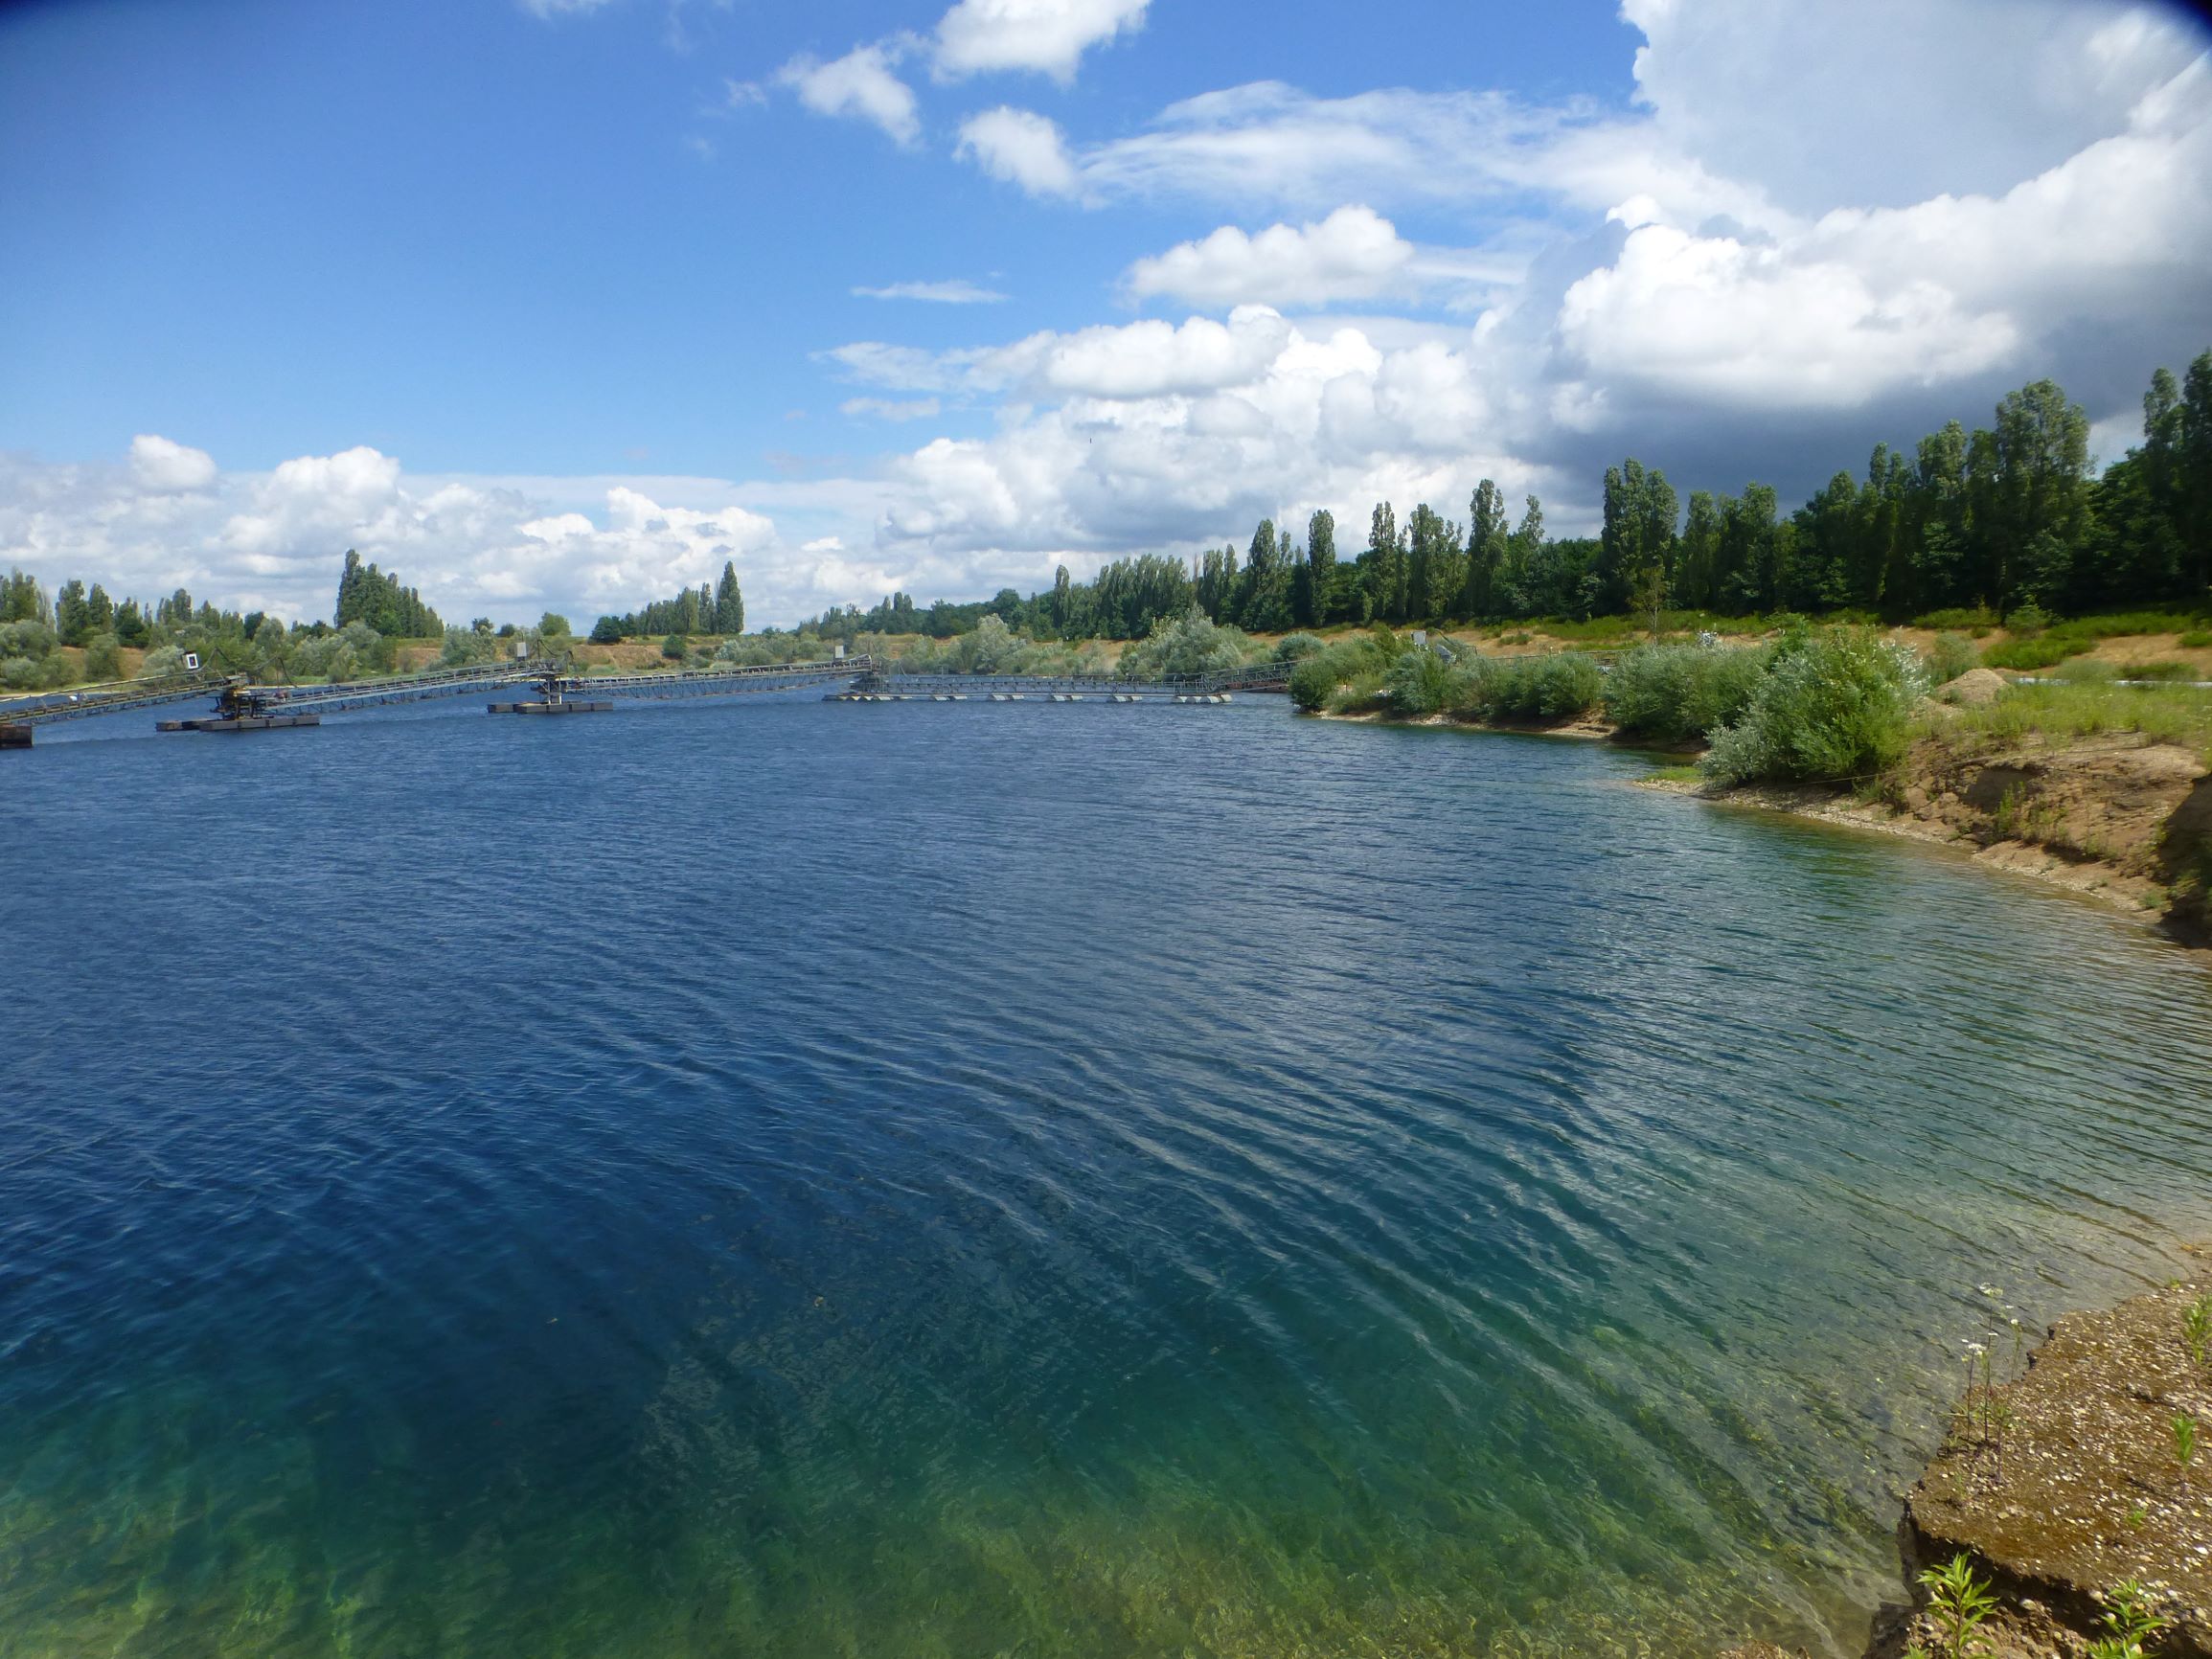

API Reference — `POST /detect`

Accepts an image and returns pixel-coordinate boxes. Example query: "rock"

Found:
[1941,667,2009,705]
[1903,1279,2212,1658]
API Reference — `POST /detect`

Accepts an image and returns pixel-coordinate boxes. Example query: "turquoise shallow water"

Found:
[2,694,2209,1658]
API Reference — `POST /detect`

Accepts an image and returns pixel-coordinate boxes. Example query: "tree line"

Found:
[589,562,744,643]
[800,352,2211,647]
[334,550,442,637]
[0,550,456,693]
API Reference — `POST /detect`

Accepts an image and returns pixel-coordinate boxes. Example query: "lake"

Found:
[3,692,2208,1657]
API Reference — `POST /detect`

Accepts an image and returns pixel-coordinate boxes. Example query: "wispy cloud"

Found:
[853,280,1009,304]
[841,398,946,421]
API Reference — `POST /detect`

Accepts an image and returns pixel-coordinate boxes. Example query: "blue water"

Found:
[3,694,2209,1658]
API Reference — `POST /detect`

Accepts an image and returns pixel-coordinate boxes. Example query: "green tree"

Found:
[1790,471,1860,609]
[82,632,125,681]
[1298,509,1335,627]
[713,561,746,634]
[1602,460,1677,625]
[1406,504,1465,623]
[1240,518,1293,631]
[1676,492,1722,611]
[1464,481,1507,618]
[1,569,47,625]
[1984,378,2090,617]
[54,580,90,646]
[1050,564,1074,634]
[2178,350,2212,601]
[1362,501,1404,622]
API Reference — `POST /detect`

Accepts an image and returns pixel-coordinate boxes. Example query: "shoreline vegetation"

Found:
[1289,619,2212,947]
[1722,1265,2212,1659]
[6,352,2208,943]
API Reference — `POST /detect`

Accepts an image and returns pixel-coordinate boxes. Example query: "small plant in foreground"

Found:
[1908,1553,1995,1659]
[2087,1579,2169,1659]
[2175,1413,2198,1468]
[2183,1294,2211,1366]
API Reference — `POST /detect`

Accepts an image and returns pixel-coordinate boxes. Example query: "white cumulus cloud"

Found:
[129,434,217,494]
[777,40,923,148]
[1124,206,1417,310]
[955,106,1082,197]
[933,0,1149,83]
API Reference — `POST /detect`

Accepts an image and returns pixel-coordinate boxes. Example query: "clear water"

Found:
[3,695,2208,1659]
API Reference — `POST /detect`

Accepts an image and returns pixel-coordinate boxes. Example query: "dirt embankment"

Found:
[1689,735,2211,936]
[1722,1269,2212,1659]
[1652,686,2212,946]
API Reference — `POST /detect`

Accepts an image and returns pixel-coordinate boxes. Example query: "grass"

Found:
[1907,1553,1995,1659]
[1643,763,1703,784]
[1981,635,2089,670]
[2043,608,2209,643]
[2087,1580,2170,1659]
[1927,681,2212,765]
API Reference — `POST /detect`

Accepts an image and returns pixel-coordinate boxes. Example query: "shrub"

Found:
[1461,651,1605,721]
[661,633,687,660]
[441,625,500,668]
[1272,631,1326,663]
[1921,632,1979,687]
[0,619,59,661]
[2051,655,2117,684]
[1702,627,1924,785]
[82,633,125,681]
[1384,648,1459,716]
[1288,636,1393,711]
[1327,668,1389,714]
[1118,607,1253,680]
[1981,635,2086,671]
[2118,660,2201,681]
[1288,656,1338,711]
[1604,642,1769,742]
[2046,610,2205,644]
[1913,606,1999,632]
[2179,629,2212,649]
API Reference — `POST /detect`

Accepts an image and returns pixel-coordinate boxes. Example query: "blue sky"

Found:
[2,0,2209,626]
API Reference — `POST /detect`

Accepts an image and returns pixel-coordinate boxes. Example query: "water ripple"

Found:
[2,697,2209,1657]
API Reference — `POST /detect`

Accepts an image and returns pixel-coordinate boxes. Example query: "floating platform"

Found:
[488,700,614,714]
[155,713,322,734]
[0,723,31,749]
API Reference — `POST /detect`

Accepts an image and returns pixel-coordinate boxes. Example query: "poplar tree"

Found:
[1463,481,1506,619]
[1364,502,1403,622]
[714,561,745,633]
[1300,509,1335,627]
